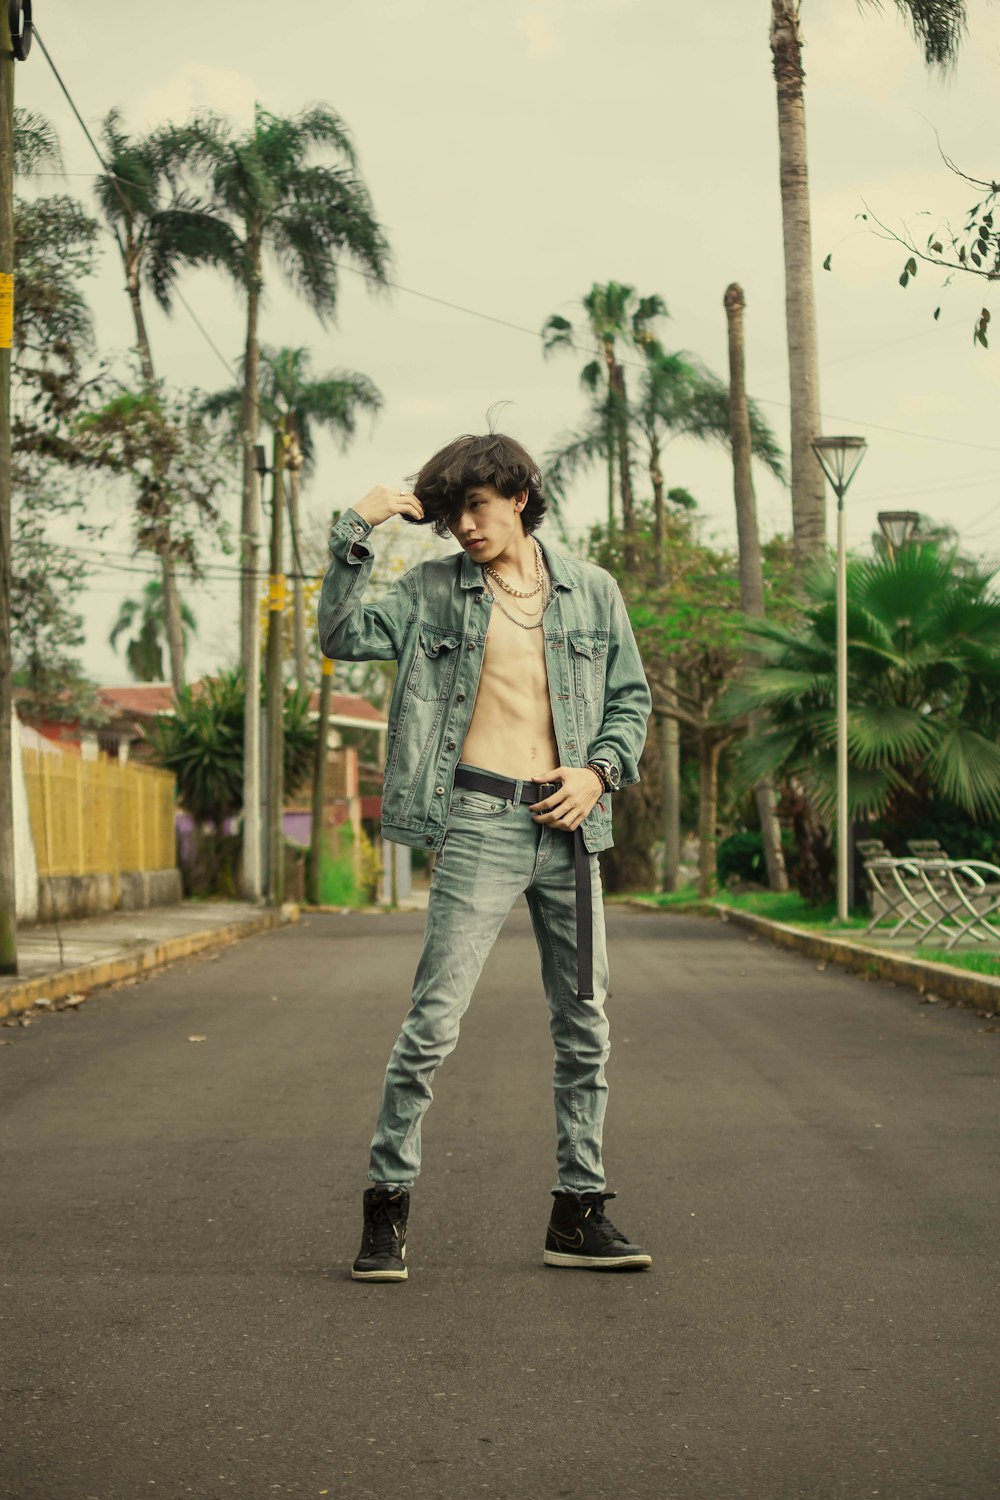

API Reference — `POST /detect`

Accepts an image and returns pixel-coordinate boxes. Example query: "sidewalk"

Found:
[0,901,299,1021]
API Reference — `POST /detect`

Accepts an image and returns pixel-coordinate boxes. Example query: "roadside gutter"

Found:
[621,898,1000,1013]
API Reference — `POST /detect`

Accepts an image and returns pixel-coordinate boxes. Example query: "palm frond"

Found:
[14,108,62,176]
[858,0,968,67]
[924,725,1000,818]
[846,704,936,767]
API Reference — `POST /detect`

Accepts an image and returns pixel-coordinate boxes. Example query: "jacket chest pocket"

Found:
[409,626,464,701]
[568,629,609,704]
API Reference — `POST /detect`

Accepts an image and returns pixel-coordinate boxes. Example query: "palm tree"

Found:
[724,544,1000,837]
[542,282,666,541]
[109,579,196,684]
[93,109,227,693]
[546,346,784,568]
[161,104,391,672]
[203,344,382,685]
[725,282,788,893]
[13,107,61,176]
[771,0,969,565]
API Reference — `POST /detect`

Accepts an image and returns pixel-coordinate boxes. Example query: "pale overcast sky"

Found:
[18,0,1000,683]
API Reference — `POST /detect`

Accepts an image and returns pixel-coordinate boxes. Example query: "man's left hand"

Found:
[529,765,604,832]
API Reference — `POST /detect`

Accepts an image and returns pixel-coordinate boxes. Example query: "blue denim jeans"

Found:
[368,762,612,1194]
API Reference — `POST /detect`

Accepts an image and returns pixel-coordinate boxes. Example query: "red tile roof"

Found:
[97,684,176,718]
[96,682,385,726]
[308,690,386,725]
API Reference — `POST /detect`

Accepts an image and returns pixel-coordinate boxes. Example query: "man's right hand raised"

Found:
[352,486,426,528]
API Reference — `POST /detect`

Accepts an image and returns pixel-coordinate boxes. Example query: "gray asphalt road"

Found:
[1,906,998,1500]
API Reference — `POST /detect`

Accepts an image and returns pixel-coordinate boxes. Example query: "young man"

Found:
[317,432,653,1281]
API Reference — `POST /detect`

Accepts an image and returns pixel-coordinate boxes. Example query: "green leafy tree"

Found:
[150,670,318,889]
[160,104,391,670]
[586,506,798,897]
[723,543,1000,900]
[74,385,230,652]
[92,108,240,690]
[109,579,197,683]
[11,508,106,726]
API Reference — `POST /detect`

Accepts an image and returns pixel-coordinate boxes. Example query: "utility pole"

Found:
[265,428,286,904]
[241,459,264,902]
[0,3,25,975]
[308,657,332,905]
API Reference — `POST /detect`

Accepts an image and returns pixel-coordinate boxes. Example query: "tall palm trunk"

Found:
[649,426,664,579]
[660,688,681,892]
[698,732,724,899]
[610,360,634,530]
[725,282,788,893]
[606,409,616,532]
[125,251,186,695]
[771,0,826,563]
[648,427,680,891]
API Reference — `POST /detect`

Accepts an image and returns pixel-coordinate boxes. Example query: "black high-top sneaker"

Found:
[351,1186,409,1282]
[543,1190,652,1271]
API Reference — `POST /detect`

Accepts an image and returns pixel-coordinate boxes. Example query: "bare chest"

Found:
[480,600,550,696]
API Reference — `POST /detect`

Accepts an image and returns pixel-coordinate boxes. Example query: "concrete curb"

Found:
[620,898,1000,1013]
[0,905,300,1022]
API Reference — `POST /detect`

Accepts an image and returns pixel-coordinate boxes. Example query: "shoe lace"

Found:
[364,1196,403,1255]
[580,1193,629,1246]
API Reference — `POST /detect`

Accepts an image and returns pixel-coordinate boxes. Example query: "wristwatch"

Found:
[586,758,621,793]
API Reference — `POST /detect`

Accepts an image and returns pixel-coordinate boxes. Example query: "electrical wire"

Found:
[34,20,1000,538]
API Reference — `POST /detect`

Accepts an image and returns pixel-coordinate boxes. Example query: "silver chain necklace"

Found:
[484,543,553,630]
[482,537,544,599]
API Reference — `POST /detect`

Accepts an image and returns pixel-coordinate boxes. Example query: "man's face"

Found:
[447,484,526,560]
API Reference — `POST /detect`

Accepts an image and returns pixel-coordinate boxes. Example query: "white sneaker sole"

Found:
[543,1249,652,1270]
[351,1266,408,1281]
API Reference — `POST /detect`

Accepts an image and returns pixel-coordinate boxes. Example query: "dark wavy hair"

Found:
[405,432,548,538]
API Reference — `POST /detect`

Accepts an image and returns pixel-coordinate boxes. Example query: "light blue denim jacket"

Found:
[317,507,652,854]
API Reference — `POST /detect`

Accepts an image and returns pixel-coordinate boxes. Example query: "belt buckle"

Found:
[537,781,558,802]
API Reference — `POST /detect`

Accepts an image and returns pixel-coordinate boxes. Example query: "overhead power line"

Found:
[33,28,1000,479]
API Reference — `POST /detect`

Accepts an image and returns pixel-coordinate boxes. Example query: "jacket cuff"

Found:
[330,508,374,563]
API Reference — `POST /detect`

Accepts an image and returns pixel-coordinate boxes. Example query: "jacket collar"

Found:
[458,530,576,591]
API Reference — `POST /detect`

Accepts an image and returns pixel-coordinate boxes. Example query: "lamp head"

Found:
[812,435,868,495]
[877,510,921,552]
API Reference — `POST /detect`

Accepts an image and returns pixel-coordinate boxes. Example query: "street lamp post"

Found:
[812,435,868,924]
[877,510,920,561]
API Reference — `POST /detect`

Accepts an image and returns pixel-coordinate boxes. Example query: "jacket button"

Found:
[435,786,444,795]
[467,641,475,650]
[426,836,433,845]
[456,692,466,702]
[446,741,455,750]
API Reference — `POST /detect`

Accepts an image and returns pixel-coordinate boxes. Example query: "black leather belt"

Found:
[451,766,594,1000]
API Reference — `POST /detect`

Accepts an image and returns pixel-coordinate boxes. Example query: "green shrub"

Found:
[717,831,767,887]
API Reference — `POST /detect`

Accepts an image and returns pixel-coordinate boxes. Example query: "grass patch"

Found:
[314,822,366,907]
[913,947,1000,979]
[631,884,870,930]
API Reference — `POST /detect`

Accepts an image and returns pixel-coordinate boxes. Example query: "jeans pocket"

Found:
[449,788,513,820]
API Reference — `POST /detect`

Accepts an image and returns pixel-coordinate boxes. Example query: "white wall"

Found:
[11,712,38,922]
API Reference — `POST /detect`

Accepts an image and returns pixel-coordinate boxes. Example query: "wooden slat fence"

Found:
[21,751,177,877]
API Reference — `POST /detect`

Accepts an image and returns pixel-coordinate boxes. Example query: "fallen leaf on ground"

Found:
[188,1034,207,1043]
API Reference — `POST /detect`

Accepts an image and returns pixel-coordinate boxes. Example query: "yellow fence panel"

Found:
[22,751,177,878]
